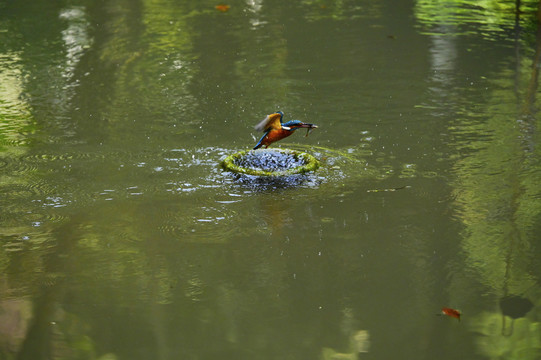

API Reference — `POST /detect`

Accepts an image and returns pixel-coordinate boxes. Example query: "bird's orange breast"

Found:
[261,129,293,147]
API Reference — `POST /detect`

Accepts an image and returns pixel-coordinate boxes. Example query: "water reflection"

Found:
[415,0,539,39]
[421,1,541,358]
[1,0,541,359]
[59,6,91,83]
[0,52,32,149]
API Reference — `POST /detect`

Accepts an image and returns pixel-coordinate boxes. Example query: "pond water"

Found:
[1,0,541,359]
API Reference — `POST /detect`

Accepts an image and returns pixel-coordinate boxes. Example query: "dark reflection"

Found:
[14,220,86,360]
[500,295,534,319]
[500,295,534,336]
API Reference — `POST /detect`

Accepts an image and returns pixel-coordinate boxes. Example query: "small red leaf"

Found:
[215,4,230,12]
[441,307,461,321]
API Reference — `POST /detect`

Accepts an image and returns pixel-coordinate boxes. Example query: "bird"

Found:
[253,111,317,150]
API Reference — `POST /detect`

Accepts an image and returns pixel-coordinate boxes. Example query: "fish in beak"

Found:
[300,123,318,137]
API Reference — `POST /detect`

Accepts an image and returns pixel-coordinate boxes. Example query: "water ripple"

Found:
[0,144,438,214]
[156,205,236,243]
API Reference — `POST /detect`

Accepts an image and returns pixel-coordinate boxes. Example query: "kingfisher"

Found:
[253,111,318,150]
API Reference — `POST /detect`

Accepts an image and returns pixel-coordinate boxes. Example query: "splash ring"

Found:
[221,148,319,176]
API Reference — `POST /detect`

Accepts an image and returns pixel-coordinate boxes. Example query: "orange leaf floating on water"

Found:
[215,4,230,12]
[441,307,461,321]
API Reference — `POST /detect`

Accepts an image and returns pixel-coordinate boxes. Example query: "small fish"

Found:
[441,307,461,321]
[305,124,318,137]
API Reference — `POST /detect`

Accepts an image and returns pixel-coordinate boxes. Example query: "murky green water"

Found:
[2,0,541,359]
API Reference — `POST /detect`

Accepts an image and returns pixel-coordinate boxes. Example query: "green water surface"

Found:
[1,0,541,359]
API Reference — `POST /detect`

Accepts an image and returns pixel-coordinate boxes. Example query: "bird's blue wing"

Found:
[253,130,270,149]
